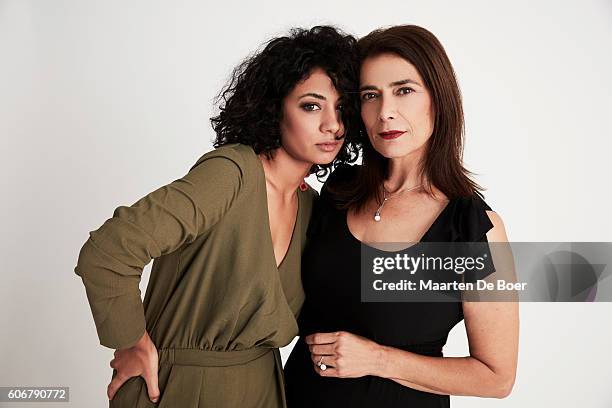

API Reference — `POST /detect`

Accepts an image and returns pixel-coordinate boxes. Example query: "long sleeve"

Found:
[74,153,244,350]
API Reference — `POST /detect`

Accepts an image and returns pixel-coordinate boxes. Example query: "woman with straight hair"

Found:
[285,25,519,407]
[74,26,360,407]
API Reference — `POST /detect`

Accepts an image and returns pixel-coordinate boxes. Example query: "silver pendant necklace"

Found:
[374,184,422,222]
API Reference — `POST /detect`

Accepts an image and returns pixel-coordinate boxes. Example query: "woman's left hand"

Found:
[305,331,384,378]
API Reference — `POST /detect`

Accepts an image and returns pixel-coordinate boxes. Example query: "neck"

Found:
[259,147,310,197]
[385,149,426,193]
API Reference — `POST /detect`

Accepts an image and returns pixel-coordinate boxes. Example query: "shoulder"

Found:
[453,194,492,212]
[448,193,501,242]
[184,144,261,195]
[462,195,508,241]
[482,207,507,242]
[189,143,258,176]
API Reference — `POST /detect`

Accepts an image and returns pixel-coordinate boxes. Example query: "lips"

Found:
[379,130,405,140]
[315,141,340,152]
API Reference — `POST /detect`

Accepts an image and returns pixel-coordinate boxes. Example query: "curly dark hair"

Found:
[210,25,361,179]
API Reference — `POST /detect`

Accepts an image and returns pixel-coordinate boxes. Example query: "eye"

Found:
[360,92,378,102]
[397,87,415,95]
[336,104,344,111]
[300,103,321,112]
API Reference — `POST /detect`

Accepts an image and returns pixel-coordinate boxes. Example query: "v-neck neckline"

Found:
[344,197,456,250]
[255,155,302,271]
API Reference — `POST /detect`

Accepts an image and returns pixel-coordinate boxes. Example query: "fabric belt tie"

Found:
[158,347,273,367]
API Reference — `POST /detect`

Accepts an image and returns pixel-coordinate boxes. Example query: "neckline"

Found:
[253,152,302,271]
[344,197,455,251]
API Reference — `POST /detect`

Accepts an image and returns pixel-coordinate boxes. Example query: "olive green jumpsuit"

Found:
[74,143,316,407]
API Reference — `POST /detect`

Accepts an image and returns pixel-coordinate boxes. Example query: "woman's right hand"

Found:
[107,330,160,403]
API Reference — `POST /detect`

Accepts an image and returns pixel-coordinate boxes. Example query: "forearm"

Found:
[375,346,511,398]
[75,235,148,349]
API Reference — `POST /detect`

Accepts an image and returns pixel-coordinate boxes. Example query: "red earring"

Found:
[299,180,308,191]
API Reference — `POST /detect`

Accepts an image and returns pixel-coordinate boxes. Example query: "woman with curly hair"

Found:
[74,26,360,407]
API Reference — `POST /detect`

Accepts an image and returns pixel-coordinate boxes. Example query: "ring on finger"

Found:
[317,355,327,371]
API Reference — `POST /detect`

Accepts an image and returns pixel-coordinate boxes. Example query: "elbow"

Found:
[491,373,516,399]
[473,367,516,398]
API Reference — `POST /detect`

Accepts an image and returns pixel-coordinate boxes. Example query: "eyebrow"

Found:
[298,92,327,100]
[359,78,422,92]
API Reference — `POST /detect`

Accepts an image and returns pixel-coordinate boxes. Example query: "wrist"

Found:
[134,330,151,350]
[372,343,391,378]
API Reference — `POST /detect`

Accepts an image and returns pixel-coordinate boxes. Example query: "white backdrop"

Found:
[1,0,611,407]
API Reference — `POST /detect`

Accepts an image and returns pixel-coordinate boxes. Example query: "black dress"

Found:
[285,165,495,408]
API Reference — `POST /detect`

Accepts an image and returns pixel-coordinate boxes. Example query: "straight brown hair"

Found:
[330,25,484,211]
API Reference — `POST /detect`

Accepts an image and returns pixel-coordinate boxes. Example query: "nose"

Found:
[321,107,344,138]
[378,95,396,122]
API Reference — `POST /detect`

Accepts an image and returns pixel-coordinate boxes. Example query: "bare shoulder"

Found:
[485,210,508,242]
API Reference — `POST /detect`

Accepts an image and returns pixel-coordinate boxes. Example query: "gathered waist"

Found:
[158,347,274,367]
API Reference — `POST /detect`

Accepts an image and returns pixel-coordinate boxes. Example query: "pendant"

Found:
[374,197,387,222]
[320,363,327,371]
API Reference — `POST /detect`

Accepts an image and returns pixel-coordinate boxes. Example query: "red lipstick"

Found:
[379,130,405,140]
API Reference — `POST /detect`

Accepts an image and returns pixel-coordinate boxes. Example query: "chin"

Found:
[373,139,425,159]
[373,145,408,159]
[312,151,339,165]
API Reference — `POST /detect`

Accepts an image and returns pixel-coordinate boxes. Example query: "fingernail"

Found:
[151,398,158,403]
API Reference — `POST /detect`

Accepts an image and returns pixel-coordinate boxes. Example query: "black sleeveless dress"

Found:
[284,164,495,408]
